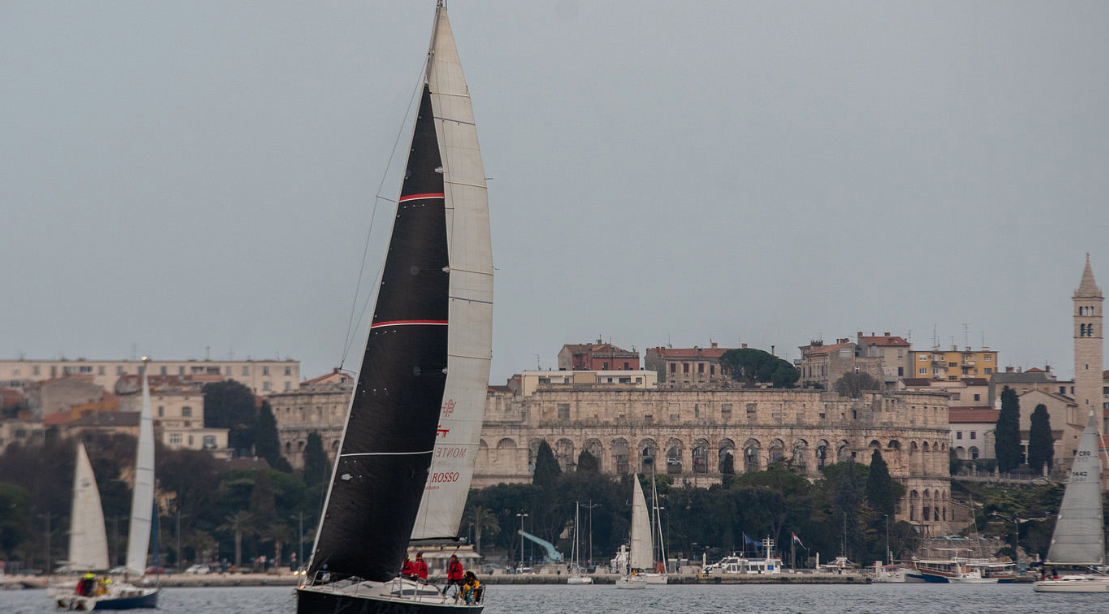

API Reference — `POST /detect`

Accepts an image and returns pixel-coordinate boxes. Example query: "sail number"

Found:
[430,472,460,483]
[1078,450,1091,457]
[1072,471,1089,478]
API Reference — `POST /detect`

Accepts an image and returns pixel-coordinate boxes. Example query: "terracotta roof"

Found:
[487,385,512,393]
[858,334,910,347]
[801,342,852,357]
[949,407,1000,423]
[900,378,933,387]
[648,347,728,359]
[66,411,139,428]
[43,411,73,426]
[1026,367,1045,373]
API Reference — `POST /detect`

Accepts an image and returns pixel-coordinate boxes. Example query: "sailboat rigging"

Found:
[296,2,492,612]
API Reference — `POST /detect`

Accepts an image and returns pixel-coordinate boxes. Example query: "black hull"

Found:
[297,588,481,614]
[94,590,159,610]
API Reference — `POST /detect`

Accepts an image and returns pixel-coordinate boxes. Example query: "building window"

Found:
[158,406,164,417]
[263,381,271,391]
[181,406,192,418]
[984,355,992,361]
[956,432,963,439]
[602,362,609,370]
[178,366,185,375]
[919,355,927,361]
[33,366,40,375]
[203,436,216,449]
[98,366,105,375]
[160,366,167,375]
[285,381,292,391]
[746,403,757,416]
[670,364,676,373]
[263,366,270,376]
[644,414,653,424]
[169,433,182,445]
[698,363,704,374]
[984,368,992,375]
[974,394,981,401]
[970,432,976,439]
[623,362,630,370]
[919,368,927,374]
[721,403,732,418]
[243,366,250,376]
[683,363,690,374]
[557,404,570,420]
[116,366,124,375]
[285,366,292,376]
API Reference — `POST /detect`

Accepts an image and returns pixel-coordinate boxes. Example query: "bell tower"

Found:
[1074,254,1104,431]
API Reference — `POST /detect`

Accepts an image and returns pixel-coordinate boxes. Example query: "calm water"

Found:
[5,583,1109,614]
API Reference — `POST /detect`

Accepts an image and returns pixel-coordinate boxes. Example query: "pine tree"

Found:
[995,387,1022,472]
[302,432,329,488]
[532,441,561,488]
[1027,404,1054,473]
[250,470,276,528]
[254,401,292,473]
[865,449,895,516]
[203,380,258,454]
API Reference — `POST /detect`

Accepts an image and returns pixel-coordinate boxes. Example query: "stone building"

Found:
[1073,255,1104,429]
[798,340,883,391]
[856,332,912,381]
[473,386,952,535]
[558,340,640,371]
[270,369,353,470]
[23,375,106,419]
[117,374,229,457]
[644,343,733,388]
[909,346,998,382]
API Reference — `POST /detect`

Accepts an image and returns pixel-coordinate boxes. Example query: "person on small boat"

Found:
[446,554,465,589]
[96,576,112,596]
[76,572,96,596]
[401,555,417,580]
[413,552,428,581]
[460,571,480,604]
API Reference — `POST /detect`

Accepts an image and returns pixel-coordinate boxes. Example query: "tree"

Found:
[831,462,865,560]
[1027,404,1055,474]
[302,432,330,488]
[865,449,895,517]
[533,441,561,488]
[720,348,799,388]
[833,372,881,398]
[255,401,292,473]
[577,449,599,473]
[995,387,1022,473]
[250,469,277,528]
[203,380,258,454]
[467,505,501,555]
[219,511,253,568]
[0,482,30,558]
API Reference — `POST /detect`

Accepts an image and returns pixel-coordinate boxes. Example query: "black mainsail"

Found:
[307,85,450,584]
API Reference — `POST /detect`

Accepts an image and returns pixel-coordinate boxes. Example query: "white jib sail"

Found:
[125,370,156,576]
[410,4,493,541]
[69,442,109,571]
[630,478,654,571]
[1046,412,1105,565]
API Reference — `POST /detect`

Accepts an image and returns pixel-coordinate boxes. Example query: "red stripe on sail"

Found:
[398,193,445,202]
[371,320,449,328]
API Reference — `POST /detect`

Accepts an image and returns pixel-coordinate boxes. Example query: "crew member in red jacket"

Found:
[446,554,465,590]
[401,555,417,580]
[413,552,428,581]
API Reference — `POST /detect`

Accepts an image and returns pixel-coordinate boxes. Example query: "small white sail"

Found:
[68,443,109,571]
[125,369,156,576]
[630,478,654,571]
[1046,413,1105,566]
[410,5,493,541]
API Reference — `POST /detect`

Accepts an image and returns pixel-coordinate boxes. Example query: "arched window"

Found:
[692,439,709,474]
[718,439,736,474]
[612,438,630,475]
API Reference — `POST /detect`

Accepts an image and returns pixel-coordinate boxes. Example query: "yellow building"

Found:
[909,346,999,381]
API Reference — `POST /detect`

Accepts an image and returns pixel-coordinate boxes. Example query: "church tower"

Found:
[1074,254,1104,431]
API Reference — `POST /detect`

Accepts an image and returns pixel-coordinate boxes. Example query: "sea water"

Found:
[4,583,1109,614]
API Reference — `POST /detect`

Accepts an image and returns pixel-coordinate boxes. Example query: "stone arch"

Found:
[768,439,785,465]
[611,438,630,475]
[815,440,829,470]
[692,439,710,474]
[909,490,920,521]
[718,438,736,474]
[869,440,881,451]
[638,438,659,473]
[968,446,979,460]
[909,441,919,476]
[792,439,809,472]
[584,438,604,471]
[666,438,684,475]
[836,440,851,463]
[955,446,966,460]
[743,438,761,473]
[555,438,576,472]
[479,439,489,452]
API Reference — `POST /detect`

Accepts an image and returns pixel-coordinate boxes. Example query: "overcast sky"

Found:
[2,1,1107,385]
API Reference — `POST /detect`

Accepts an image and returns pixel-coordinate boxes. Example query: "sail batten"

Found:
[1045,413,1105,566]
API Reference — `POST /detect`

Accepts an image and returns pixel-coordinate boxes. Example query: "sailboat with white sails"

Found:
[616,478,652,589]
[1032,412,1109,593]
[296,2,492,612]
[55,362,160,610]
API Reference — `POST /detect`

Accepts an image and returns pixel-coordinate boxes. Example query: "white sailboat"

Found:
[296,2,491,612]
[1033,412,1109,593]
[69,443,111,573]
[56,363,160,610]
[567,502,593,585]
[643,471,668,584]
[616,478,652,589]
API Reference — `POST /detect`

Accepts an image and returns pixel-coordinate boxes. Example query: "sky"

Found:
[2,1,1107,385]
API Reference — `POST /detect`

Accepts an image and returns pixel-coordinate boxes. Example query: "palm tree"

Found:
[218,511,252,568]
[257,522,291,571]
[468,505,500,556]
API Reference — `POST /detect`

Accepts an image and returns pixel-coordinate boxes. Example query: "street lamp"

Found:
[515,513,528,568]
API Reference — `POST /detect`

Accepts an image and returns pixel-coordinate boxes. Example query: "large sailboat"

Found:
[616,478,652,589]
[1033,413,1109,593]
[296,2,492,612]
[566,502,593,585]
[55,364,160,610]
[68,443,111,573]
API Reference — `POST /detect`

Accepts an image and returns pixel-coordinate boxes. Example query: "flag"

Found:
[743,533,759,547]
[792,533,806,549]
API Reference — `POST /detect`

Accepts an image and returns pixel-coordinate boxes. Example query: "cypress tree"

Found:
[577,449,600,473]
[1027,404,1054,473]
[865,449,895,516]
[254,401,292,472]
[250,469,276,527]
[995,387,1022,473]
[532,440,561,488]
[302,431,329,488]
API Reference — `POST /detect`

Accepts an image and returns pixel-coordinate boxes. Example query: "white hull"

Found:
[53,583,159,610]
[1033,576,1109,593]
[615,575,647,590]
[298,578,483,612]
[642,572,667,584]
[566,575,593,585]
